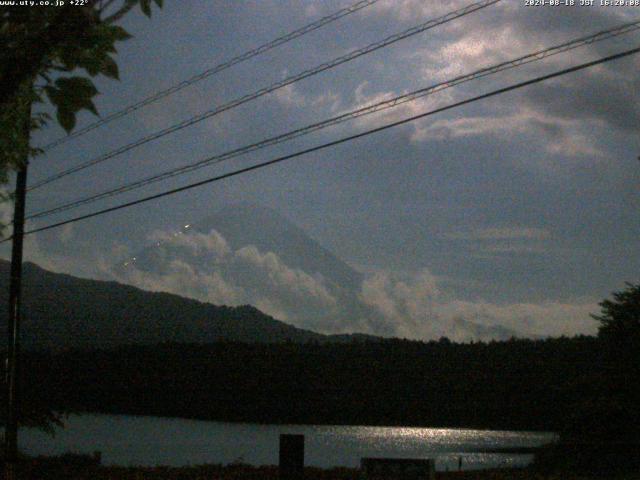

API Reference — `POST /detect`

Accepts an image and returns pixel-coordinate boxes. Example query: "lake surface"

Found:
[20,414,555,471]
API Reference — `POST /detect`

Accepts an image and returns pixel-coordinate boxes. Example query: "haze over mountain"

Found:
[0,260,382,350]
[113,203,523,341]
[195,203,364,293]
[1,203,595,343]
[0,200,529,349]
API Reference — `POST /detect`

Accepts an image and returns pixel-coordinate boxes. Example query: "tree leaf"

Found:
[45,77,99,132]
[56,107,76,133]
[80,52,104,76]
[101,55,119,80]
[110,25,132,42]
[140,0,152,17]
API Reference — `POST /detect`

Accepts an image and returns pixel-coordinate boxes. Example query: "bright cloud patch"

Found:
[122,259,243,307]
[16,224,600,343]
[114,228,339,332]
[236,245,337,308]
[360,269,597,341]
[115,227,599,342]
[411,107,604,159]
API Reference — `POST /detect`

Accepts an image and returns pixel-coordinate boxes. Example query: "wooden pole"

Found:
[5,101,31,480]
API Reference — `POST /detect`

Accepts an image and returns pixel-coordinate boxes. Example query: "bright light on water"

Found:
[20,414,555,471]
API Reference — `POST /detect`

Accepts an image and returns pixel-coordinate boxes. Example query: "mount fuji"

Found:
[115,203,390,336]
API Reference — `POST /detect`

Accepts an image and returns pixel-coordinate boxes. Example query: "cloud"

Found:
[359,269,597,341]
[273,82,307,107]
[359,270,443,339]
[337,68,606,162]
[115,228,340,333]
[148,227,231,259]
[439,298,597,338]
[272,80,341,113]
[378,2,640,163]
[416,24,528,83]
[236,244,337,308]
[310,90,341,112]
[369,0,488,23]
[120,258,244,307]
[411,105,605,158]
[336,80,454,134]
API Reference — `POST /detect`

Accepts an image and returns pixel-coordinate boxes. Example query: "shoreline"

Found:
[15,459,640,480]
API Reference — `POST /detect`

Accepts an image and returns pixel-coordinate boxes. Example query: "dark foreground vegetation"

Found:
[16,332,639,475]
[22,336,607,430]
[3,454,640,480]
[7,283,640,477]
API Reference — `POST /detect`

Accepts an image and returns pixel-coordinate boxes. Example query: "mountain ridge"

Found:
[0,259,377,350]
[117,202,380,337]
[116,203,524,341]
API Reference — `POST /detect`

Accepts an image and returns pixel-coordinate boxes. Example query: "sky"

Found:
[2,0,639,341]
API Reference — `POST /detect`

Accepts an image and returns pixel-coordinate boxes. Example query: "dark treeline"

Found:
[19,335,626,432]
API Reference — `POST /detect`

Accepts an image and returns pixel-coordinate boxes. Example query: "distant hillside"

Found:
[0,260,337,350]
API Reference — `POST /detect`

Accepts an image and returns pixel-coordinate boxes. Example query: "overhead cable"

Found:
[28,0,501,191]
[39,0,382,151]
[12,45,639,240]
[25,19,640,221]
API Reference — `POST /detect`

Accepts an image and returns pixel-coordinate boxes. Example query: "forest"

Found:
[19,335,632,433]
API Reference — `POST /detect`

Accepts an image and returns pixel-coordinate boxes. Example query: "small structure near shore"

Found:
[279,434,305,480]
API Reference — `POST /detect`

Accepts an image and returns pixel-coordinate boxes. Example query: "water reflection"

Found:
[20,414,555,470]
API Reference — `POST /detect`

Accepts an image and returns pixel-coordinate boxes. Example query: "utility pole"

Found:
[5,102,31,480]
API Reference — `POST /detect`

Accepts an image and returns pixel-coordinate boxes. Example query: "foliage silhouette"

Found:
[533,282,640,475]
[592,282,640,347]
[0,0,163,186]
[0,0,163,432]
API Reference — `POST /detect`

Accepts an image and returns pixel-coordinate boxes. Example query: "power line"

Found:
[28,0,501,191]
[25,19,640,221]
[39,0,381,152]
[12,45,639,241]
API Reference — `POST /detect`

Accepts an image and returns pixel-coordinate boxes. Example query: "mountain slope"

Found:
[117,203,380,335]
[194,203,363,291]
[115,203,524,340]
[0,260,327,350]
[122,203,363,292]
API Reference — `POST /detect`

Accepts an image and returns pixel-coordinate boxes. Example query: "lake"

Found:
[20,414,556,471]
